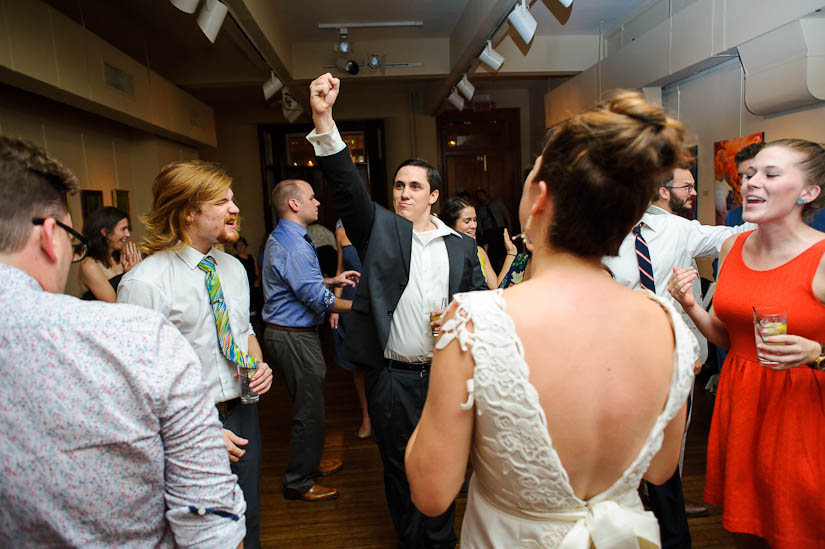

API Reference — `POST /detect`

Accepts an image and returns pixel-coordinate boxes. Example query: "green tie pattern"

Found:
[197,255,257,370]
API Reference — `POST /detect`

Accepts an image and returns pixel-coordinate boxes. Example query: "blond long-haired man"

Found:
[118,160,272,549]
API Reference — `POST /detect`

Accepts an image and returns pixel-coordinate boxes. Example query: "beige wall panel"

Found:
[112,139,132,190]
[0,105,45,144]
[4,0,57,86]
[44,124,88,189]
[156,139,184,168]
[601,22,670,92]
[725,0,825,51]
[671,0,714,71]
[50,7,90,98]
[484,87,531,170]
[128,138,161,245]
[213,122,265,253]
[712,0,726,55]
[82,132,117,201]
[546,65,597,126]
[86,33,151,122]
[666,61,741,227]
[0,0,13,68]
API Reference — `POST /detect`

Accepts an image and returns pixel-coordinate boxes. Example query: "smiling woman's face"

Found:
[454,206,477,238]
[106,217,130,251]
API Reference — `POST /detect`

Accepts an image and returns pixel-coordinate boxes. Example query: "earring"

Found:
[797,199,805,205]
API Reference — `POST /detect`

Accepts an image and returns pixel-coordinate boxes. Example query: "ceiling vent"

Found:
[738,16,825,115]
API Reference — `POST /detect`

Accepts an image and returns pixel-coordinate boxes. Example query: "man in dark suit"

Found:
[307,73,488,548]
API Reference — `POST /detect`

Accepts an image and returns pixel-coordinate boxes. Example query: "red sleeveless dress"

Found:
[709,231,825,547]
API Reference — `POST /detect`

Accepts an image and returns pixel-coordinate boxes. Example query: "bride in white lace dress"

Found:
[405,91,697,548]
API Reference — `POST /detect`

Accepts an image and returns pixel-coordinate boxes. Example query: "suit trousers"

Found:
[646,393,693,549]
[220,399,262,549]
[263,328,326,494]
[365,365,457,549]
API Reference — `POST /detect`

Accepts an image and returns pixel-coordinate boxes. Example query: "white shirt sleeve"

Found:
[680,219,756,259]
[306,123,347,157]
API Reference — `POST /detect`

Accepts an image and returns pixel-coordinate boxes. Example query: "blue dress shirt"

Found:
[262,219,335,327]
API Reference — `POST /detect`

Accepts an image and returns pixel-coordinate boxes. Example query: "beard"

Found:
[217,215,240,245]
[669,194,693,215]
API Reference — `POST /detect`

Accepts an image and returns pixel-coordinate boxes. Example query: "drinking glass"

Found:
[427,297,448,337]
[753,307,787,365]
[238,363,260,404]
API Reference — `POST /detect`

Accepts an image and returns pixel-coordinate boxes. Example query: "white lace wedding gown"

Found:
[437,290,697,549]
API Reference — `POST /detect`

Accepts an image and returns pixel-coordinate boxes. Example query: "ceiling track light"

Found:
[448,88,464,111]
[170,0,199,13]
[282,89,303,123]
[456,74,474,101]
[479,40,504,71]
[197,0,228,43]
[508,0,537,45]
[262,71,283,101]
[335,28,352,55]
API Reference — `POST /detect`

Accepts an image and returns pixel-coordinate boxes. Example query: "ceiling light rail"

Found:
[318,21,424,29]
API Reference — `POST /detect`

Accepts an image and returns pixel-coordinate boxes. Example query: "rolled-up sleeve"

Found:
[155,320,246,548]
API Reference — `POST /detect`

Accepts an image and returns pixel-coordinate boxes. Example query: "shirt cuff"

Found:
[306,123,347,157]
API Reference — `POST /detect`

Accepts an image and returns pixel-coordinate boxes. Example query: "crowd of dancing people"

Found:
[2,71,824,549]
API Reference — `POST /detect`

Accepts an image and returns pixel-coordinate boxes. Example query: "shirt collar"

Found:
[430,215,462,238]
[0,263,43,292]
[640,205,669,233]
[175,245,221,270]
[275,218,308,238]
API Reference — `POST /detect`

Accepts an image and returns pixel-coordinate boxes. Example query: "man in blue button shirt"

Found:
[262,178,359,502]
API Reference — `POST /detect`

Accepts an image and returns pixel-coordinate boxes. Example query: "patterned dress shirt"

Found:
[0,264,245,548]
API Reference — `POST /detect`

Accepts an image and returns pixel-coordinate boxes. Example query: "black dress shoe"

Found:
[284,484,339,502]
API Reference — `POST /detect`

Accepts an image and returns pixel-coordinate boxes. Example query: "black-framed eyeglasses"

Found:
[32,217,88,262]
[666,184,696,192]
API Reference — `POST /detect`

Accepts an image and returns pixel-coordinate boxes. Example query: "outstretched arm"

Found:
[307,73,375,251]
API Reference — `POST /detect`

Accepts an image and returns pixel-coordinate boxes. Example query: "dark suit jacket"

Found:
[318,147,488,369]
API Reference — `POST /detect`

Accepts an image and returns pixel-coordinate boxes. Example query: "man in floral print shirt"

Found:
[0,136,246,548]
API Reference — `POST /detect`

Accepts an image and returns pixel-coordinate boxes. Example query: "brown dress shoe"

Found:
[284,483,339,502]
[685,500,709,517]
[315,458,343,477]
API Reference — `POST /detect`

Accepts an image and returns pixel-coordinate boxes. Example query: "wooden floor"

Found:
[258,332,735,548]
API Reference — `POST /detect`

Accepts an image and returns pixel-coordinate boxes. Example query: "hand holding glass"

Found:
[753,307,787,365]
[238,359,260,404]
[427,297,448,337]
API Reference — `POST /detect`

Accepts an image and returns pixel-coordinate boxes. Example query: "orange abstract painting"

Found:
[713,132,764,224]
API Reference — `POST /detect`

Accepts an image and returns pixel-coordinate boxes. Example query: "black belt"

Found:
[387,359,431,372]
[266,322,317,333]
[216,397,240,417]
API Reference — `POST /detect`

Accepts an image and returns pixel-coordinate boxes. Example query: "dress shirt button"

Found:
[388,310,393,316]
[197,507,206,516]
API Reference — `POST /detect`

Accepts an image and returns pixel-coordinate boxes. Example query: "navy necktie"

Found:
[303,233,319,258]
[633,224,655,292]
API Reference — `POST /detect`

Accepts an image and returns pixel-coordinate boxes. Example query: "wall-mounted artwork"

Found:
[80,190,104,225]
[112,189,131,225]
[684,145,699,221]
[713,132,764,225]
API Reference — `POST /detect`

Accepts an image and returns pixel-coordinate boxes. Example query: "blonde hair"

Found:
[140,160,232,255]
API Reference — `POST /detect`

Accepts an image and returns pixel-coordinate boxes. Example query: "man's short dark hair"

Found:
[0,137,78,253]
[654,161,693,201]
[734,142,764,167]
[393,158,441,193]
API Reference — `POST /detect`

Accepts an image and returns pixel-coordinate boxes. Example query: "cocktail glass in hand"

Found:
[427,297,448,337]
[238,357,260,404]
[753,307,787,365]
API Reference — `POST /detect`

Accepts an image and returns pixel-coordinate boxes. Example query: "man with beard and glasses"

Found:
[118,160,273,549]
[602,164,755,549]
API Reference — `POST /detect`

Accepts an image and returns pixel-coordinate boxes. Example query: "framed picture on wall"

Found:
[111,189,131,225]
[80,190,104,225]
[713,132,764,225]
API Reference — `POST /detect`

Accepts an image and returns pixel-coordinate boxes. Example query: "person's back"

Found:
[503,266,684,501]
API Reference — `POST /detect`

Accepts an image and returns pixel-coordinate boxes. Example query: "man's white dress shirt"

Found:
[118,245,253,404]
[603,205,755,363]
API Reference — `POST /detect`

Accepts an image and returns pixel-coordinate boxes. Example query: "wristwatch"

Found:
[810,342,825,371]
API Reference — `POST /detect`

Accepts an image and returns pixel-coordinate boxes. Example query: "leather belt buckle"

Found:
[388,359,431,372]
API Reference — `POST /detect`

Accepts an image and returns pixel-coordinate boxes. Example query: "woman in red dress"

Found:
[669,139,825,548]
